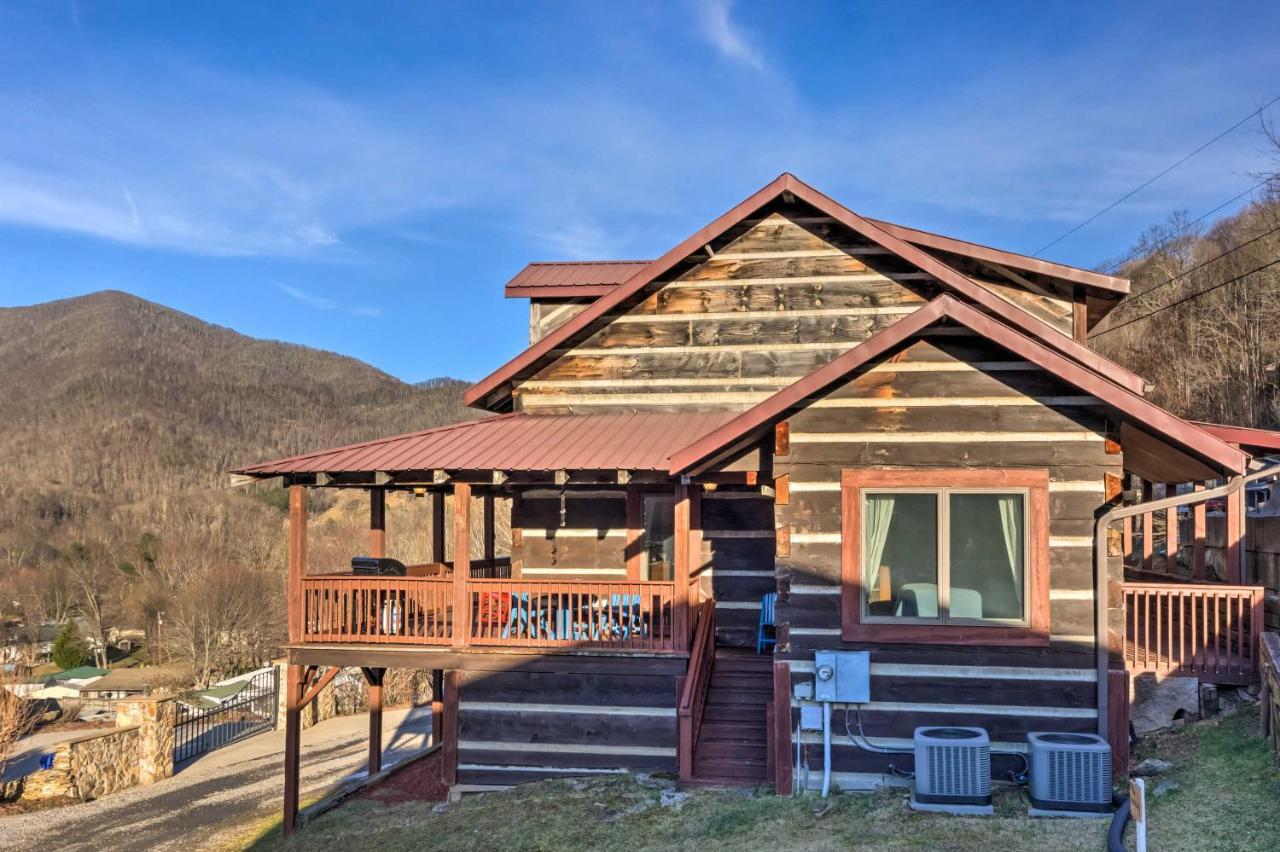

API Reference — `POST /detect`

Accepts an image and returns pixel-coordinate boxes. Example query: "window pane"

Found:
[642,494,675,581]
[948,493,1024,620]
[863,492,938,619]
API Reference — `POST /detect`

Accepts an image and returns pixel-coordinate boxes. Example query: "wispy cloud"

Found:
[274,282,381,318]
[696,0,765,71]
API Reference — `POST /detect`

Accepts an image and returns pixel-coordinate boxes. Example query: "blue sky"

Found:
[1,1,1277,383]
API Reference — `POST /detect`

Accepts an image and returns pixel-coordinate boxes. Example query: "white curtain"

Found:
[997,495,1022,598]
[864,495,896,598]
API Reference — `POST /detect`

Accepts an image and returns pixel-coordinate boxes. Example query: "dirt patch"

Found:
[356,749,447,805]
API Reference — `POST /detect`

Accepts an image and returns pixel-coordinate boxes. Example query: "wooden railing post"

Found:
[369,487,386,559]
[674,482,692,648]
[453,483,472,646]
[287,485,307,644]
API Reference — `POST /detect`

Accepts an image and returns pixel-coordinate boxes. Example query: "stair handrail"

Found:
[677,598,716,781]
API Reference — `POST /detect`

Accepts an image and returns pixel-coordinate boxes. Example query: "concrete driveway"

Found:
[0,706,433,851]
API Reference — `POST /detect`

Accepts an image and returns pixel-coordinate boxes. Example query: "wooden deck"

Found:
[1122,581,1264,684]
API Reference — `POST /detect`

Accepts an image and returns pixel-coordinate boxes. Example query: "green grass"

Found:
[246,706,1279,852]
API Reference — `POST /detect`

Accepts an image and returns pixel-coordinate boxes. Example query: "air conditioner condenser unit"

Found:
[911,726,993,815]
[1026,732,1113,817]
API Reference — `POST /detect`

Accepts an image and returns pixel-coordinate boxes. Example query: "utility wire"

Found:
[1091,256,1280,337]
[1033,95,1280,257]
[1102,175,1277,274]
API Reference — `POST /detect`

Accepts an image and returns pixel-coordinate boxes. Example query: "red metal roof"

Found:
[467,173,1145,410]
[235,411,739,476]
[505,260,652,298]
[668,295,1247,477]
[1192,421,1280,455]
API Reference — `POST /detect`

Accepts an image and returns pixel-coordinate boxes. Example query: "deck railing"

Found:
[300,574,453,645]
[1123,582,1264,683]
[464,579,679,652]
[678,599,716,780]
[298,573,680,652]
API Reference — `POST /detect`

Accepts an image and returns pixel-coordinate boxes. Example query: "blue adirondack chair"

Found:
[756,592,777,654]
[503,593,550,639]
[608,594,643,639]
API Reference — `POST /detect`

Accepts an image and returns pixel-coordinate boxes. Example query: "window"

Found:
[641,493,675,581]
[842,469,1049,645]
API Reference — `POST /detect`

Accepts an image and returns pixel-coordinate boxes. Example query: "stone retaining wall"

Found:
[18,697,175,803]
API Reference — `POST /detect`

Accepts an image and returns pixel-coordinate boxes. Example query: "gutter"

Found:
[1092,462,1280,744]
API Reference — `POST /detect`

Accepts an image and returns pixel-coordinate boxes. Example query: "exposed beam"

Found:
[491,470,509,486]
[374,471,394,486]
[433,470,450,485]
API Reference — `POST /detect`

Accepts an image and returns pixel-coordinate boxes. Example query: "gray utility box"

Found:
[1027,732,1112,816]
[812,650,870,703]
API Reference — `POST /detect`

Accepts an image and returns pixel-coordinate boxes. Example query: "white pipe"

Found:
[821,701,832,797]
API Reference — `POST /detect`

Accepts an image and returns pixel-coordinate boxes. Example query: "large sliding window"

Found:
[842,469,1049,645]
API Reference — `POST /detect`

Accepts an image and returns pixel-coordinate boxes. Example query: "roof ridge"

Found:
[525,259,652,267]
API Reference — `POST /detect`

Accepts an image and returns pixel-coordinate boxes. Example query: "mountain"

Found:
[0,290,477,515]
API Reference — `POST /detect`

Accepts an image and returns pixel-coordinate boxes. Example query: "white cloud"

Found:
[696,0,765,71]
[274,282,381,319]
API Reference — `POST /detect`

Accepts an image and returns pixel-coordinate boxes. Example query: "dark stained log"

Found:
[431,668,444,748]
[363,667,384,775]
[288,486,307,644]
[773,662,793,795]
[483,491,495,563]
[1108,669,1129,778]
[369,487,386,559]
[442,669,459,786]
[432,491,446,564]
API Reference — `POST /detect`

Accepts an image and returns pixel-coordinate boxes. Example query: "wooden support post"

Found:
[287,486,308,644]
[1107,668,1129,779]
[1122,516,1134,566]
[1141,480,1154,573]
[283,663,304,835]
[674,482,692,647]
[1072,285,1089,344]
[453,483,472,645]
[1165,483,1179,574]
[431,491,446,564]
[625,486,643,581]
[482,490,495,564]
[369,487,386,559]
[363,667,384,776]
[442,669,459,786]
[1192,482,1207,580]
[689,484,703,608]
[1227,484,1245,584]
[772,661,793,795]
[431,669,444,748]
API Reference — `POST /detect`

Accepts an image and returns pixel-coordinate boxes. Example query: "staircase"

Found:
[685,647,773,788]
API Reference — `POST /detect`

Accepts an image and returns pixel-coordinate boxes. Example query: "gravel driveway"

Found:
[0,705,432,851]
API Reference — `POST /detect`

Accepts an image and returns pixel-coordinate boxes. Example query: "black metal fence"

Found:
[174,668,278,764]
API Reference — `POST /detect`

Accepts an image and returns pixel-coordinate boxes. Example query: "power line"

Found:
[1090,256,1280,337]
[1033,94,1280,257]
[1102,175,1277,274]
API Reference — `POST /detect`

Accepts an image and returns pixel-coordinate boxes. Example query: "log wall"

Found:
[771,332,1124,789]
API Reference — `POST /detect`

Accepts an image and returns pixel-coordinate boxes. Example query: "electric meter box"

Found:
[812,650,870,703]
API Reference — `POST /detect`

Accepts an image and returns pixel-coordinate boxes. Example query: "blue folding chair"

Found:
[608,594,643,640]
[756,592,777,654]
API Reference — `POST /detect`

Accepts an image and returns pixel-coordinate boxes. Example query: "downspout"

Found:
[1092,462,1280,743]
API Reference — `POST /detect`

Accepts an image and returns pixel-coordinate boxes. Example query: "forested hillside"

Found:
[0,290,476,682]
[1091,189,1280,428]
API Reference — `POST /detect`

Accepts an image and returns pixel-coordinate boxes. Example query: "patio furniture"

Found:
[756,592,776,654]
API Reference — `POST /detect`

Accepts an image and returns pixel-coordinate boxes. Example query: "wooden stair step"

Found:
[695,758,768,775]
[708,675,772,691]
[697,723,767,742]
[706,688,772,706]
[702,705,768,723]
[695,742,767,761]
[681,775,769,790]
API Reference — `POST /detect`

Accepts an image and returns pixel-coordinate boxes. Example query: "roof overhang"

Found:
[1192,421,1280,456]
[466,173,1144,411]
[667,294,1247,477]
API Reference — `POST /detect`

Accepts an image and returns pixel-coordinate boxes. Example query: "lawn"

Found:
[247,706,1280,852]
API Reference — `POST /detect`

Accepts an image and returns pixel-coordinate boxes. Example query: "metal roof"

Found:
[505,260,652,297]
[235,411,739,476]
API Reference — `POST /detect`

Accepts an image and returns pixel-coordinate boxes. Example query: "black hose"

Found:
[1108,794,1130,852]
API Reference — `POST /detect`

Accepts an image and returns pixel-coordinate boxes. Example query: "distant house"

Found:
[77,666,191,701]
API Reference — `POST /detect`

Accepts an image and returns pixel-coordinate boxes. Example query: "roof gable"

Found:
[669,294,1246,476]
[467,174,1144,410]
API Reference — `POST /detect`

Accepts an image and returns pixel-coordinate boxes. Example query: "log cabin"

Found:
[233,173,1278,830]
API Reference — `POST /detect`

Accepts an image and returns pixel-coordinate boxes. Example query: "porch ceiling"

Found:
[233,410,739,477]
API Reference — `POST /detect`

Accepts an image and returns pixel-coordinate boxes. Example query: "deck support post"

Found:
[1164,483,1179,574]
[453,483,472,645]
[442,669,460,786]
[482,490,495,565]
[288,486,308,644]
[283,662,304,835]
[624,486,643,581]
[674,482,701,647]
[363,667,384,776]
[431,669,444,747]
[369,487,386,559]
[1227,484,1245,584]
[1192,482,1207,580]
[431,490,446,564]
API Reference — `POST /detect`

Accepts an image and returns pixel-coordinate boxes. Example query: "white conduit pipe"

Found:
[1093,462,1280,744]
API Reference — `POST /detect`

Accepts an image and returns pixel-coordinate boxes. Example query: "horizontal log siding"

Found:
[514,211,940,413]
[773,335,1123,755]
[529,298,592,344]
[454,664,679,789]
[510,489,629,579]
[702,491,776,646]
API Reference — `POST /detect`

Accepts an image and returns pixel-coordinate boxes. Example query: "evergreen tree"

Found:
[51,622,88,670]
